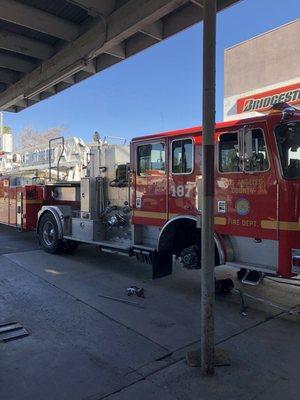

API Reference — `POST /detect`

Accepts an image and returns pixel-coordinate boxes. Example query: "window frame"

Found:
[218,127,270,174]
[218,130,241,174]
[274,120,300,180]
[136,141,166,177]
[170,137,194,175]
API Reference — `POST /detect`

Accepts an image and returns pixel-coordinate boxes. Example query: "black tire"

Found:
[180,244,201,269]
[38,212,63,254]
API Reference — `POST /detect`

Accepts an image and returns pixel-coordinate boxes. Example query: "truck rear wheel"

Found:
[39,212,62,254]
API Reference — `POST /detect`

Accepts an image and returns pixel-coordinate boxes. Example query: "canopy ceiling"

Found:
[0,0,240,112]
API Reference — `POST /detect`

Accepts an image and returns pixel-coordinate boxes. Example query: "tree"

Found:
[16,126,64,149]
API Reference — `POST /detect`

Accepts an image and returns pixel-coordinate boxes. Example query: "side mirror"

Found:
[195,176,202,212]
[238,127,244,171]
[244,128,253,169]
[238,126,253,171]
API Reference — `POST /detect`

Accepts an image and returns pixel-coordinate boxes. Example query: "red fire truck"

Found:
[0,103,299,283]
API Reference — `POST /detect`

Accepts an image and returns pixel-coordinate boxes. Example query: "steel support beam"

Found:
[201,0,216,375]
[190,0,204,6]
[83,60,97,74]
[140,20,163,41]
[65,0,116,16]
[0,0,79,41]
[43,87,56,95]
[61,76,76,85]
[0,29,53,60]
[0,69,20,84]
[0,53,36,73]
[105,43,126,59]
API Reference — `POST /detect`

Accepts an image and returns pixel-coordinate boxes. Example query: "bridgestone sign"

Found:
[236,82,300,114]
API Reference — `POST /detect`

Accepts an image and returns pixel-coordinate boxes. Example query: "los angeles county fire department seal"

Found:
[235,198,250,216]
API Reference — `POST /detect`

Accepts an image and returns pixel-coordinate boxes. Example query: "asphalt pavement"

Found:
[0,224,299,400]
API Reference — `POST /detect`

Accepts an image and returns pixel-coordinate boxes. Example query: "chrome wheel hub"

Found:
[180,246,201,269]
[43,221,55,246]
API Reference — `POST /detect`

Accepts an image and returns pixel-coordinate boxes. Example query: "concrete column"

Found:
[201,0,216,375]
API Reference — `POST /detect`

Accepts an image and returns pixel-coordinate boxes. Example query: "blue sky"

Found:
[3,0,300,143]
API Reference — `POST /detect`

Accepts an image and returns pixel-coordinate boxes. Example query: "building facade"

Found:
[224,19,300,120]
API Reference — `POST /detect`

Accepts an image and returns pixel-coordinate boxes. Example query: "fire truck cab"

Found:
[130,103,300,281]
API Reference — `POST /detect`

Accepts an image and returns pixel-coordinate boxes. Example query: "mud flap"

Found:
[152,250,173,279]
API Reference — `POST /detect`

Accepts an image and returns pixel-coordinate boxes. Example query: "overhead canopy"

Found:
[0,0,239,112]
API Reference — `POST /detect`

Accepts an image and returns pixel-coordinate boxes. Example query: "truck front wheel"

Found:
[180,245,201,269]
[38,212,62,254]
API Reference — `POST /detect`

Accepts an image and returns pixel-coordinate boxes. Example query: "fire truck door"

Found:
[168,137,197,217]
[132,140,167,226]
[215,123,278,272]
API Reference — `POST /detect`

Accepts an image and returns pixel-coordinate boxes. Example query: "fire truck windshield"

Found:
[275,122,300,179]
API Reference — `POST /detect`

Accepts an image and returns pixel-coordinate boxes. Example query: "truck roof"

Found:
[132,114,269,142]
[131,103,300,142]
[131,114,269,142]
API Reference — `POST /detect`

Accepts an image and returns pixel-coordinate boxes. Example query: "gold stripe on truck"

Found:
[261,220,300,231]
[133,210,167,219]
[214,217,227,225]
[133,211,227,226]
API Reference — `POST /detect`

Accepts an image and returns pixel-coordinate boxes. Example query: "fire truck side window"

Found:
[243,129,269,172]
[219,132,241,172]
[172,139,193,174]
[275,122,300,179]
[137,143,165,176]
[219,129,269,172]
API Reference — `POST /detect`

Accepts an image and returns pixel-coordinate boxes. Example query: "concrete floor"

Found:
[0,224,299,400]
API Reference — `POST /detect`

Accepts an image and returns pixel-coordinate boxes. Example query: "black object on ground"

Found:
[215,278,234,294]
[127,286,145,297]
[0,322,29,342]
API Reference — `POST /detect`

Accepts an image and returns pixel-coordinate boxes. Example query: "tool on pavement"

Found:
[126,286,145,298]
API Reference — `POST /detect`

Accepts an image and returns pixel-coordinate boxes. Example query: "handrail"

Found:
[48,136,65,181]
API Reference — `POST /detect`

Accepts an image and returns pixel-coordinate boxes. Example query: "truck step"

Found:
[226,261,277,274]
[237,268,264,286]
[132,248,153,264]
